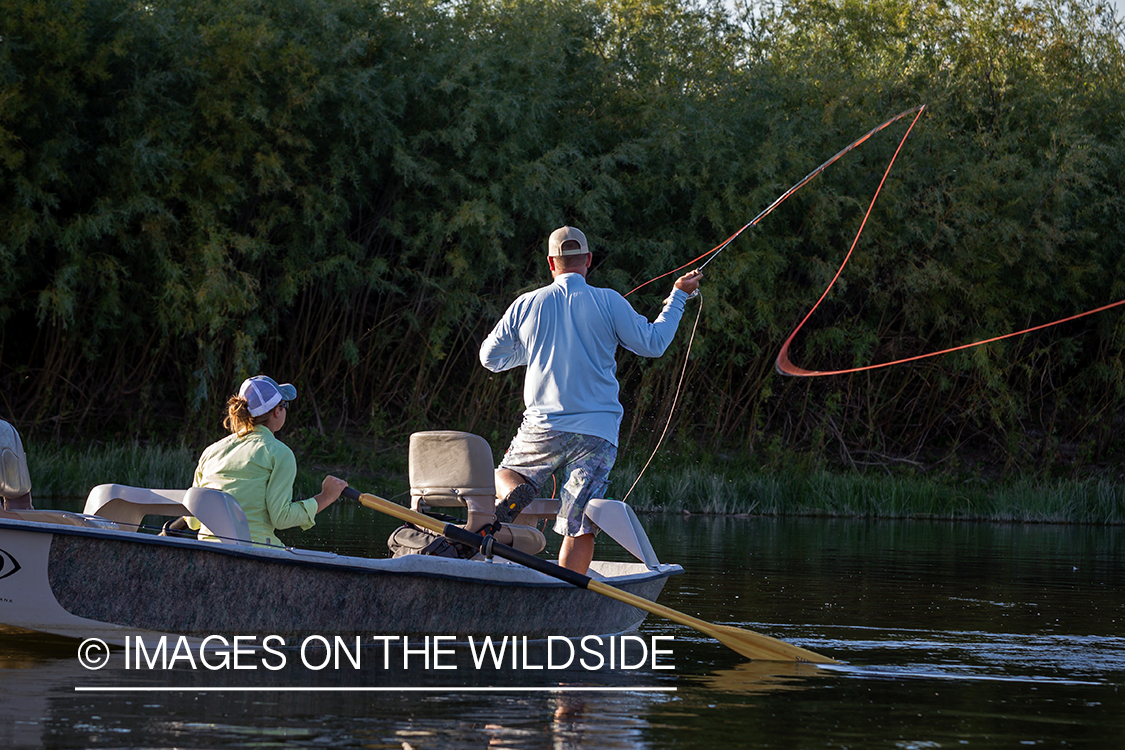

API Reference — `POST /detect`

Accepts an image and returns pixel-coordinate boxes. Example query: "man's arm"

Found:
[614,269,703,357]
[479,304,528,372]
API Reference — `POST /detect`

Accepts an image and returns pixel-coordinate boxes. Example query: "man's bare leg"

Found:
[495,468,527,499]
[559,533,594,575]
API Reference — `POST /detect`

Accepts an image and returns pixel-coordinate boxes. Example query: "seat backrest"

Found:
[408,431,496,509]
[408,431,548,553]
[0,419,32,498]
[83,484,252,544]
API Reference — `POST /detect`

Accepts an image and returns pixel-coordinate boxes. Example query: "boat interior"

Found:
[1,429,660,569]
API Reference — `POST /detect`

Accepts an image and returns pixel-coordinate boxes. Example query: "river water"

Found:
[2,503,1123,749]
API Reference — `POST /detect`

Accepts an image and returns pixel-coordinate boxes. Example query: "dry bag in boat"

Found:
[387,522,462,559]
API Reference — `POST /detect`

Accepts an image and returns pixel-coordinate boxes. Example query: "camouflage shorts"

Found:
[499,426,617,537]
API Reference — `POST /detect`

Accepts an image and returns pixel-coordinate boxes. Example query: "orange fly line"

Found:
[626,103,1124,377]
[774,109,1125,377]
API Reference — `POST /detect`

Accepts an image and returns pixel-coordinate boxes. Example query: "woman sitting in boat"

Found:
[186,375,347,546]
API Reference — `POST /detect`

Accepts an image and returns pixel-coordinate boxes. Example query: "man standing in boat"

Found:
[480,225,702,574]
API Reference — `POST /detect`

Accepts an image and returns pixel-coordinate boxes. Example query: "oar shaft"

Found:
[440,517,593,589]
[586,579,709,630]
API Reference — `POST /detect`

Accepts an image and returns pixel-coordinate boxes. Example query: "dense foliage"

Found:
[2,0,1123,476]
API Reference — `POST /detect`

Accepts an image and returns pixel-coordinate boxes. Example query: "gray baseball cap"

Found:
[547,226,590,257]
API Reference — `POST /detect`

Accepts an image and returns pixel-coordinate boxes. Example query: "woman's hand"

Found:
[314,475,349,512]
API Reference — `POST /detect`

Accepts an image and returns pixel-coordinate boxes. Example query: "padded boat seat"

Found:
[0,419,32,499]
[83,484,252,545]
[409,431,545,555]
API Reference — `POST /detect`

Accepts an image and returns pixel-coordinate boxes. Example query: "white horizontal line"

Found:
[74,686,676,693]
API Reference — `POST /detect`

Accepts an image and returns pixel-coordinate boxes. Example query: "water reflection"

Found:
[692,660,821,694]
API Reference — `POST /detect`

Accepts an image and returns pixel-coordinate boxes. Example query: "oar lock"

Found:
[479,532,497,560]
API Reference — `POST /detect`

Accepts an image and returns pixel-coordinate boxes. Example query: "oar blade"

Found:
[586,581,838,665]
[710,624,839,665]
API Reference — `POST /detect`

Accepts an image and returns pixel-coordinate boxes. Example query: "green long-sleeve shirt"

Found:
[190,425,317,546]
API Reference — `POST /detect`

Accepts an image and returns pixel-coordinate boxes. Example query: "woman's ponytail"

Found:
[223,395,269,437]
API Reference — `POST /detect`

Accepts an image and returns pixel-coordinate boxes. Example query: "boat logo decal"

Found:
[0,547,21,580]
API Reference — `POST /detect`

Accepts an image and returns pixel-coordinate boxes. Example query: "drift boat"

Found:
[0,431,680,647]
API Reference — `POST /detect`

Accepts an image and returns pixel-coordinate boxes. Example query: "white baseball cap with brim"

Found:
[547,226,590,257]
[239,375,297,417]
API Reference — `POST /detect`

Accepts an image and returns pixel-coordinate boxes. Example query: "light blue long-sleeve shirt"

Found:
[480,273,689,446]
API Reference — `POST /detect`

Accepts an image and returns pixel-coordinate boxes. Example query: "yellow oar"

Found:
[343,488,838,664]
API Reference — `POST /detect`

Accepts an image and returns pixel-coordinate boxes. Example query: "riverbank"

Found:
[24,440,1125,524]
[616,461,1125,523]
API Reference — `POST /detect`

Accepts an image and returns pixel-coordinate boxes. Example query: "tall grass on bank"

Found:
[26,442,198,499]
[26,441,353,505]
[24,441,1125,524]
[614,463,1125,524]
